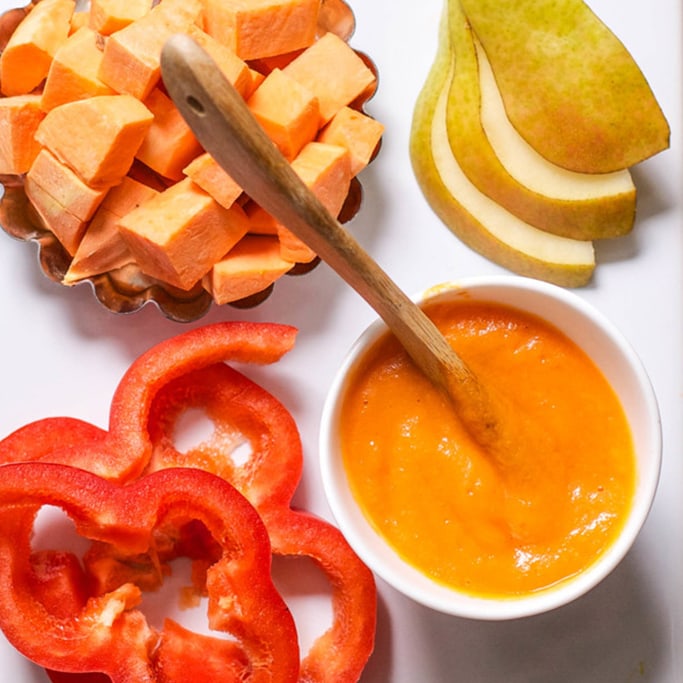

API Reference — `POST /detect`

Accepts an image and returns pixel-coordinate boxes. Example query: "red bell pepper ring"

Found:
[0,462,300,683]
[265,508,378,683]
[144,362,303,513]
[0,417,112,475]
[0,322,297,484]
[141,363,377,682]
[108,321,298,481]
[0,321,376,681]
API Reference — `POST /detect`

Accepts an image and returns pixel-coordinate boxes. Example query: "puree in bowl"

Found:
[339,299,636,597]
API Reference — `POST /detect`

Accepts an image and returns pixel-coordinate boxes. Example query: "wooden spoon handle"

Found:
[160,34,497,439]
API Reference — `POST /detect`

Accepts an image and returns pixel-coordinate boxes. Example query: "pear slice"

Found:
[410,12,595,287]
[445,0,636,241]
[459,0,670,173]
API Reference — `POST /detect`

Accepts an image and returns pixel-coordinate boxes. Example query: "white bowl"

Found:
[320,275,662,620]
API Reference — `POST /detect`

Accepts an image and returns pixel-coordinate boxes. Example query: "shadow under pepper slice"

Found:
[0,462,300,683]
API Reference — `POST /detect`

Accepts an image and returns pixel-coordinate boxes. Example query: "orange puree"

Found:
[340,299,635,597]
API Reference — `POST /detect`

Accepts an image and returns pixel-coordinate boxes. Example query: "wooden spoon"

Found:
[160,34,502,450]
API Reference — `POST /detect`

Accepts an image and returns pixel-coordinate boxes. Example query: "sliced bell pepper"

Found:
[140,362,377,682]
[144,362,303,512]
[107,321,298,481]
[0,462,300,682]
[0,417,111,474]
[0,320,376,682]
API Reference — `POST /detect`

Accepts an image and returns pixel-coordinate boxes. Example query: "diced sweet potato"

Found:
[24,177,87,255]
[27,149,108,222]
[117,177,250,289]
[34,94,154,188]
[247,68,320,160]
[64,175,158,282]
[317,106,384,176]
[276,223,315,263]
[183,152,243,209]
[203,234,294,304]
[70,11,90,33]
[292,142,352,215]
[202,0,319,61]
[283,32,376,124]
[63,215,133,282]
[0,0,382,305]
[245,68,266,99]
[98,0,202,99]
[186,26,253,99]
[0,0,75,97]
[100,173,161,218]
[245,201,278,235]
[247,141,350,262]
[88,0,153,36]
[136,88,202,181]
[0,94,45,174]
[40,27,116,112]
[249,48,305,75]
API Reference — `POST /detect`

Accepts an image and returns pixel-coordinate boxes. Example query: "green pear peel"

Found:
[410,10,595,287]
[445,0,636,240]
[459,0,670,173]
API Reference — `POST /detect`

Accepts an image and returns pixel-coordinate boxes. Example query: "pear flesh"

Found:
[445,0,636,241]
[459,0,670,173]
[410,13,595,288]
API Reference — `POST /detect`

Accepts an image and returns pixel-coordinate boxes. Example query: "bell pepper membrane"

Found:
[0,463,300,683]
[0,321,377,682]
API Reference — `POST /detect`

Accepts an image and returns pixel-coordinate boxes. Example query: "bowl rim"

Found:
[319,274,662,620]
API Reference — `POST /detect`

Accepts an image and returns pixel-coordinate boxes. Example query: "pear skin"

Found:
[409,12,595,287]
[459,0,670,173]
[446,0,636,240]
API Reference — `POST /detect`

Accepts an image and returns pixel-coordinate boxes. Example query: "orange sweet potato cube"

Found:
[63,213,133,282]
[244,200,278,235]
[0,95,45,174]
[284,32,377,124]
[186,27,253,99]
[34,94,154,188]
[136,88,202,181]
[0,0,75,96]
[247,68,320,160]
[26,149,110,254]
[100,173,161,219]
[317,106,384,176]
[249,49,304,75]
[202,0,319,61]
[27,149,108,223]
[117,177,250,290]
[246,68,266,98]
[24,179,87,255]
[70,11,89,33]
[64,176,158,282]
[183,152,243,209]
[292,142,351,216]
[40,27,116,112]
[88,0,153,36]
[248,141,351,262]
[203,234,294,304]
[98,0,202,99]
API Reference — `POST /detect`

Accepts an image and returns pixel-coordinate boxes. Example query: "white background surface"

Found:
[0,0,681,680]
